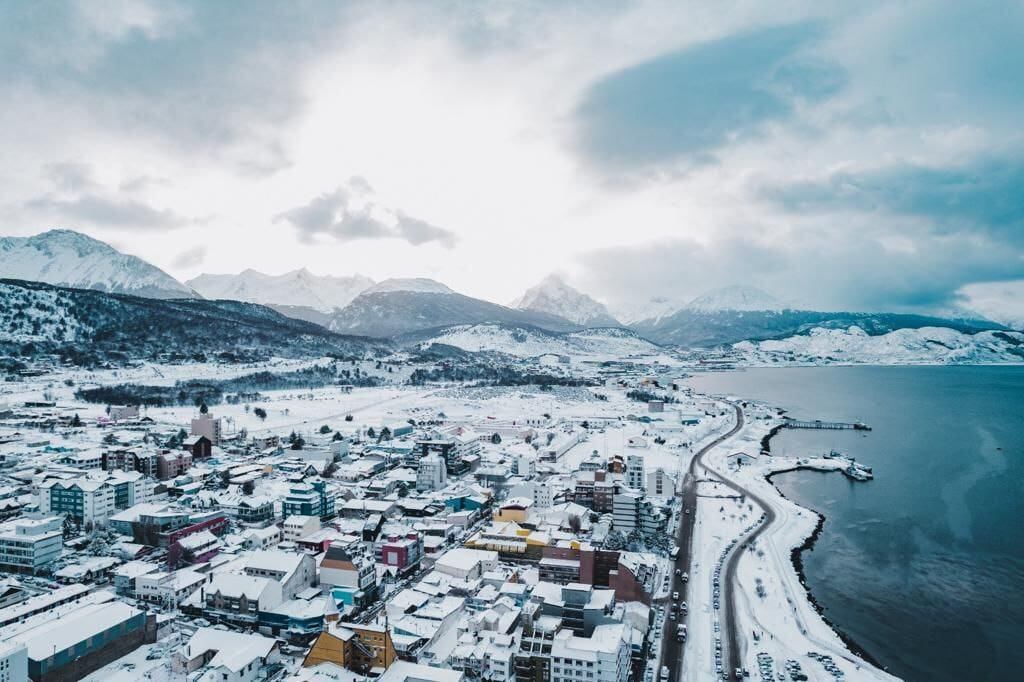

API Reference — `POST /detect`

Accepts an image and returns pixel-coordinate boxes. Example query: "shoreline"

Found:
[765,465,888,672]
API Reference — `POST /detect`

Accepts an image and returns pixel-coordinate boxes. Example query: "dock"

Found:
[783,419,871,431]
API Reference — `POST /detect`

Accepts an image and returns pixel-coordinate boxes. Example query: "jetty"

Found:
[783,419,871,431]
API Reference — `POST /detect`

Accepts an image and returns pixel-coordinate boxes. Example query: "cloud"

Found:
[276,178,457,248]
[25,161,192,230]
[761,155,1024,247]
[172,245,206,269]
[573,22,845,172]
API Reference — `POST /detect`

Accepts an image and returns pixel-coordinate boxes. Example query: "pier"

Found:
[783,419,871,431]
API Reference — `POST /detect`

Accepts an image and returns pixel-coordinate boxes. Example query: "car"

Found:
[675,568,682,576]
[660,665,670,681]
[672,591,679,600]
[670,612,676,620]
[681,572,689,582]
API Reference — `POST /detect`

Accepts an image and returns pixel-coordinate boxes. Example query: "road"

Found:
[659,403,745,681]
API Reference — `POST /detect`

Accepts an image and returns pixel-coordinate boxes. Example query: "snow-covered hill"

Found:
[511,275,619,326]
[734,326,1024,365]
[188,268,373,312]
[685,285,783,312]
[0,229,196,299]
[418,323,663,360]
[613,295,685,325]
[364,278,453,295]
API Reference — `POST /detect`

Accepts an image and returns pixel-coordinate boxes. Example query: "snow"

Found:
[419,323,671,361]
[363,277,454,295]
[0,229,195,298]
[187,268,373,312]
[612,295,685,325]
[734,326,1024,365]
[685,285,784,313]
[511,274,618,326]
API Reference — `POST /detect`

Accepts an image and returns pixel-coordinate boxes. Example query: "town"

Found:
[0,349,738,682]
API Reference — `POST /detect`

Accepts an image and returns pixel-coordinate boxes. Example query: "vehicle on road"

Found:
[670,547,680,559]
[675,568,682,576]
[672,591,679,600]
[660,665,670,680]
[681,572,688,582]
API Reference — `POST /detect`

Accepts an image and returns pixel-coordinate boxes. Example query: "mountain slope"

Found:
[0,278,384,363]
[329,279,580,337]
[684,285,783,312]
[0,229,196,299]
[187,268,373,312]
[412,323,662,359]
[511,275,619,326]
[734,326,1024,364]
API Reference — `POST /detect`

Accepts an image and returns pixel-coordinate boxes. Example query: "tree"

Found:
[379,426,391,442]
[199,402,209,414]
[345,414,354,422]
[603,530,626,550]
[220,469,232,488]
[254,407,267,421]
[491,433,502,445]
[568,514,582,533]
[396,482,409,498]
[291,436,305,450]
[323,461,338,478]
[332,431,344,442]
[242,479,255,495]
[102,432,118,445]
[367,427,376,439]
[71,413,82,427]
[319,424,332,434]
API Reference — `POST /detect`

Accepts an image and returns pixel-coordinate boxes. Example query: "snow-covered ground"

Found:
[734,326,1024,365]
[683,408,900,682]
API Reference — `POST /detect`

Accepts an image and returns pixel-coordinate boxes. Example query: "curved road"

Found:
[660,402,745,681]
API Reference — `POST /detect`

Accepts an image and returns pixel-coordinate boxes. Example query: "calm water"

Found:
[687,366,1024,682]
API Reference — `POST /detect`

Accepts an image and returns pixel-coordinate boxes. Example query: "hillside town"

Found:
[0,351,737,682]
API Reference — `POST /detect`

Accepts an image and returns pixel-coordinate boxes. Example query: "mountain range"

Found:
[0,229,1014,350]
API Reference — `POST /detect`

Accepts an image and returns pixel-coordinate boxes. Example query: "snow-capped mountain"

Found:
[613,295,687,325]
[0,229,196,299]
[187,268,373,312]
[734,326,1024,365]
[417,323,662,360]
[684,285,784,312]
[329,280,579,338]
[511,275,620,327]
[364,278,454,295]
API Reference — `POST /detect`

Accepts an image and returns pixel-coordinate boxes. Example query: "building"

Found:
[434,548,499,581]
[0,517,62,574]
[11,601,147,682]
[194,574,284,628]
[181,435,212,459]
[283,516,321,542]
[107,405,139,421]
[513,452,537,478]
[157,451,192,480]
[320,544,377,611]
[243,550,317,600]
[102,448,158,478]
[171,628,280,681]
[645,468,676,497]
[611,491,641,534]
[379,533,423,576]
[415,454,447,492]
[190,412,222,445]
[304,621,397,675]
[550,623,630,682]
[38,479,116,525]
[625,455,645,493]
[282,481,335,521]
[136,569,207,607]
[0,641,27,682]
[532,481,554,510]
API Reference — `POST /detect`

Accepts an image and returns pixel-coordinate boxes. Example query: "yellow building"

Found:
[304,621,396,674]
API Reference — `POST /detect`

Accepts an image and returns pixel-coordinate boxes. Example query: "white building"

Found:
[416,454,448,492]
[191,412,222,445]
[550,624,630,682]
[434,548,499,581]
[513,452,537,478]
[645,468,676,497]
[612,491,642,533]
[0,517,63,573]
[282,515,320,542]
[626,455,645,492]
[243,550,317,600]
[172,628,280,682]
[533,481,554,510]
[0,641,27,682]
[38,479,116,525]
[136,569,207,606]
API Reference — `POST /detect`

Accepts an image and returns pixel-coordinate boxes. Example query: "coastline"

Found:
[765,465,888,671]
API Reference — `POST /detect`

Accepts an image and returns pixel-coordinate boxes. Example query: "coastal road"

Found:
[659,403,745,681]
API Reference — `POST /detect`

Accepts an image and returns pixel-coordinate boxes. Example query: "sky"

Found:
[1,0,1022,323]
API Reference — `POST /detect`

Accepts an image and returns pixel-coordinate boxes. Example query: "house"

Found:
[182,435,212,459]
[243,550,317,600]
[304,621,397,674]
[434,548,499,581]
[283,515,321,542]
[190,412,222,445]
[107,405,139,421]
[192,574,284,628]
[378,533,423,576]
[136,568,207,607]
[157,451,192,480]
[243,526,281,551]
[0,516,63,573]
[319,543,377,611]
[282,481,335,520]
[172,628,280,681]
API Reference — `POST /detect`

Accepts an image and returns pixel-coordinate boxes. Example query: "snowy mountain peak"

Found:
[0,228,197,299]
[685,285,784,312]
[511,274,619,327]
[363,278,454,295]
[187,268,373,312]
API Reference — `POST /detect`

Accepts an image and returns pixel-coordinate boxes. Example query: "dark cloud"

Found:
[26,195,189,230]
[761,155,1024,247]
[276,178,457,248]
[573,22,844,172]
[576,228,1024,315]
